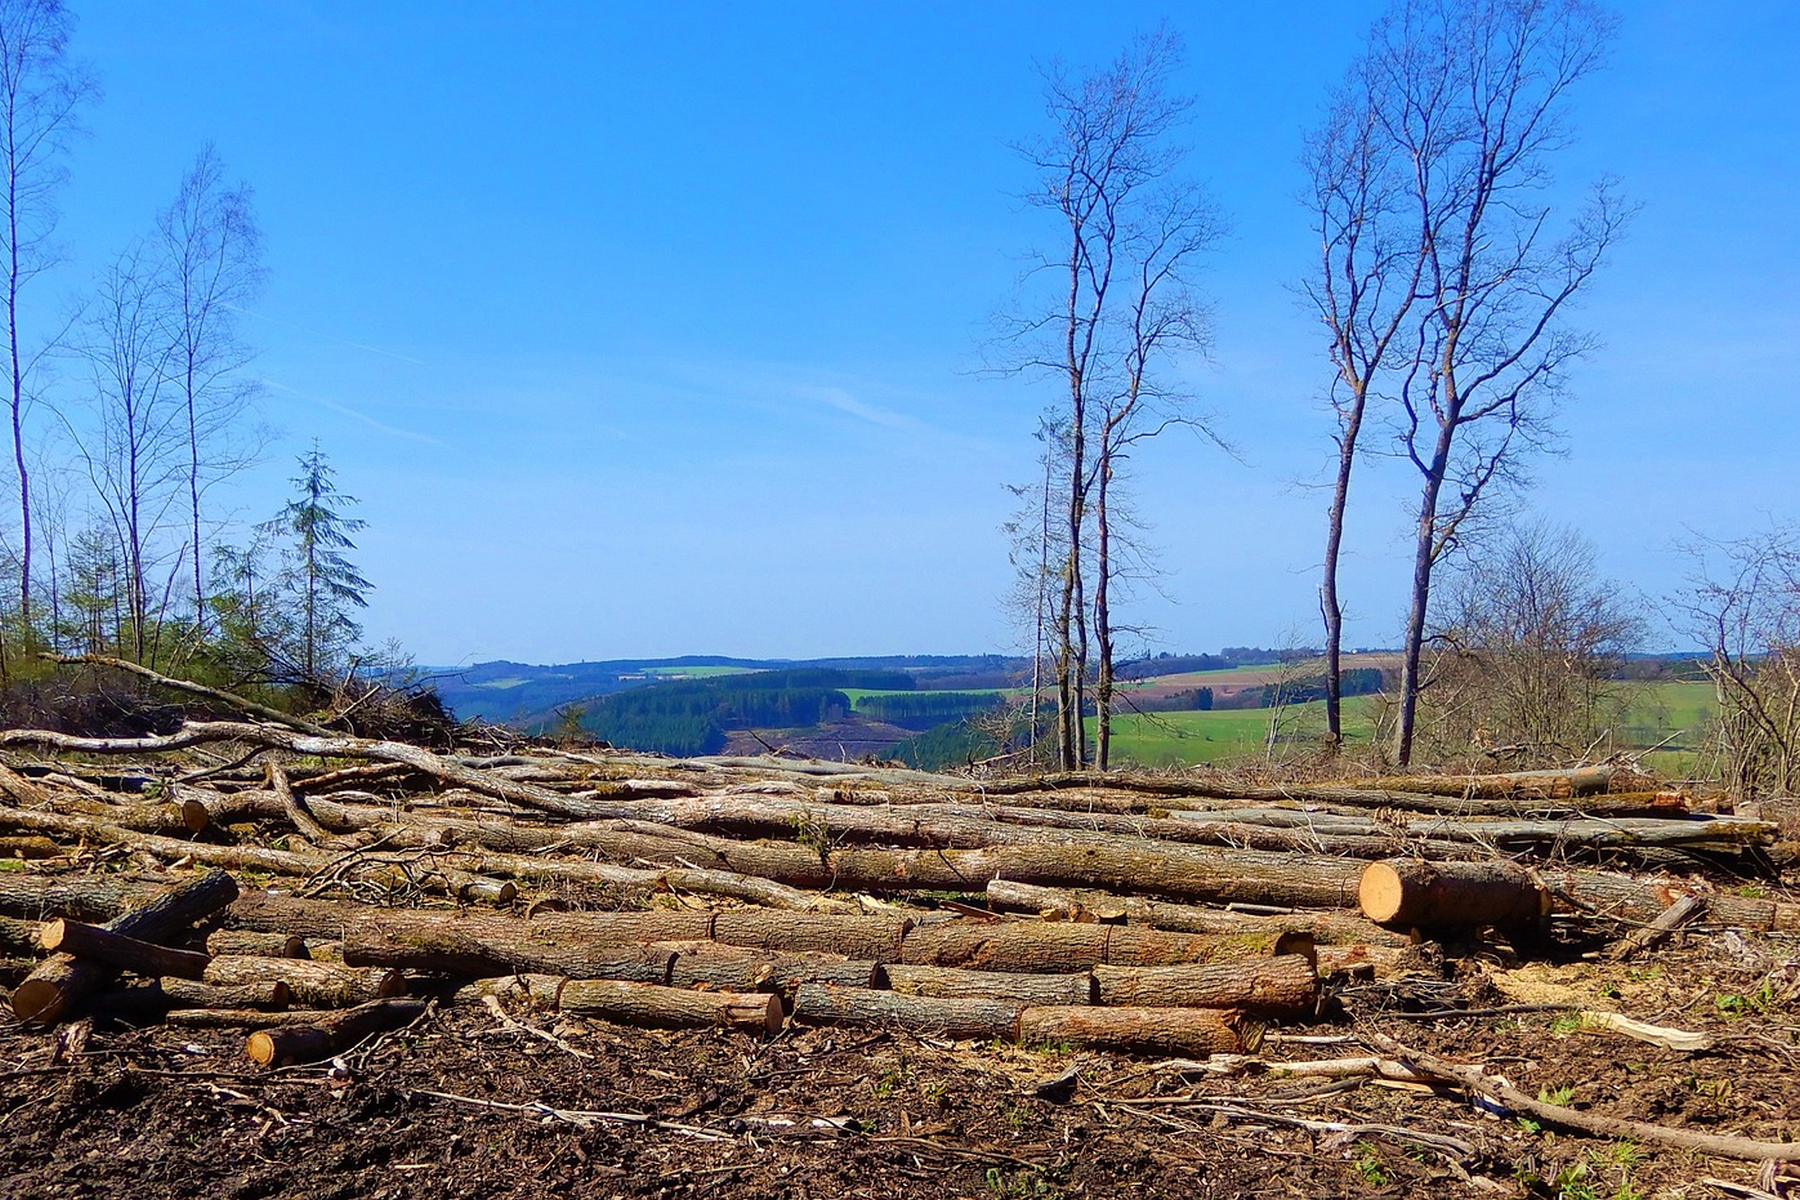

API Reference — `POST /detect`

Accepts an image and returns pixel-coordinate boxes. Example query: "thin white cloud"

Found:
[261,378,448,447]
[799,385,918,431]
[230,304,428,366]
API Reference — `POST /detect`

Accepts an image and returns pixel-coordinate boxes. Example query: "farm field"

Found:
[1097,680,1721,770]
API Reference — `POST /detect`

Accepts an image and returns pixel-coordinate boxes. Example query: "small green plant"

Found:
[1717,978,1780,1018]
[1003,1103,1032,1131]
[1538,1083,1577,1107]
[1550,1160,1599,1200]
[983,1166,1064,1200]
[872,1060,914,1098]
[1549,1012,1584,1035]
[922,1077,950,1104]
[1350,1140,1390,1187]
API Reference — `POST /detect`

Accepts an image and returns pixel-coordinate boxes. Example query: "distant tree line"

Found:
[854,691,1005,731]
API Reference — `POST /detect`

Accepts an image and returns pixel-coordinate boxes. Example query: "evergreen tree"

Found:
[259,445,370,681]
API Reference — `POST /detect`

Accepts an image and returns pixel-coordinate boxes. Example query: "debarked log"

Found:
[791,982,1023,1040]
[1016,1005,1258,1056]
[202,955,406,1008]
[557,978,782,1035]
[1090,956,1317,1015]
[245,997,429,1066]
[1359,859,1550,928]
[11,868,239,1024]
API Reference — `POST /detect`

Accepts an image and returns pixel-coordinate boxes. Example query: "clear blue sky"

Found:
[50,1,1800,665]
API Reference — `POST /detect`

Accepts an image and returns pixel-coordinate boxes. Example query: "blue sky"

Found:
[47,1,1800,665]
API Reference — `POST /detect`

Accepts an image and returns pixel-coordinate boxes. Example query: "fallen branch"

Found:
[1368,1032,1800,1161]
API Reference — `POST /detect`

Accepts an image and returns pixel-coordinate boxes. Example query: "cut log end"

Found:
[11,977,65,1024]
[245,1030,280,1066]
[1358,862,1408,925]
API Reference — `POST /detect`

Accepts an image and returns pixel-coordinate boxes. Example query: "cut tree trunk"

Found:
[1359,859,1550,929]
[202,955,406,1008]
[881,964,1095,1006]
[11,869,238,1024]
[342,927,676,984]
[1090,956,1316,1015]
[1016,1005,1256,1056]
[446,974,566,1009]
[659,946,882,994]
[709,911,910,961]
[790,982,1023,1040]
[557,978,781,1035]
[982,880,1410,947]
[37,919,211,980]
[245,998,428,1066]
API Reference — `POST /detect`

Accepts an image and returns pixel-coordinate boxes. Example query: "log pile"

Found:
[0,716,1784,1067]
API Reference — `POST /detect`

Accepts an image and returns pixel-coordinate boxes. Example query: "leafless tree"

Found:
[1314,0,1628,766]
[1301,25,1426,752]
[157,144,265,634]
[1677,525,1800,800]
[0,0,93,621]
[1005,28,1220,770]
[68,243,185,666]
[1419,521,1642,764]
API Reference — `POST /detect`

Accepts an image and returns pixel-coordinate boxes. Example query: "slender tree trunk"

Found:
[1095,456,1114,770]
[1394,430,1453,767]
[1321,410,1362,751]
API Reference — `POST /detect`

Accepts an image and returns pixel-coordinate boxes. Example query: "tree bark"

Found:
[1358,859,1549,928]
[557,978,781,1036]
[37,918,212,980]
[11,869,238,1024]
[1090,956,1316,1015]
[881,964,1095,1007]
[341,926,676,985]
[791,982,1022,1041]
[1017,1005,1255,1056]
[245,998,428,1066]
[983,879,1411,947]
[202,955,406,1008]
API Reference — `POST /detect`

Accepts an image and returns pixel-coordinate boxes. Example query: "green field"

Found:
[1095,680,1721,770]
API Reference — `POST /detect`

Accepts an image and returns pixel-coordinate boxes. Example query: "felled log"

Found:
[0,872,169,923]
[446,974,566,1008]
[1609,894,1705,961]
[1356,765,1615,799]
[226,892,715,945]
[660,945,882,994]
[92,978,293,1016]
[0,836,63,859]
[202,929,309,958]
[203,955,406,1008]
[791,982,1023,1040]
[1,916,39,956]
[557,978,782,1035]
[896,921,1311,973]
[37,919,211,980]
[246,997,429,1066]
[11,869,239,1024]
[1358,859,1549,928]
[1090,956,1316,1015]
[882,964,1095,1006]
[709,911,910,961]
[342,927,675,984]
[1543,868,1800,932]
[1017,1005,1256,1056]
[983,879,1410,947]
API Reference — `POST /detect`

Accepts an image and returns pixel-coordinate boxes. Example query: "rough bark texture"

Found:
[983,879,1410,947]
[881,964,1096,1007]
[202,955,406,1008]
[11,869,239,1024]
[557,978,782,1036]
[37,919,211,980]
[1090,956,1317,1015]
[1016,1005,1254,1056]
[791,982,1024,1041]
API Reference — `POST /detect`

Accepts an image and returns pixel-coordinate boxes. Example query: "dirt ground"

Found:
[6,924,1800,1200]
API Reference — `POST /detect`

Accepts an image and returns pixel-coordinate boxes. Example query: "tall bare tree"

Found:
[0,0,92,621]
[1309,0,1628,766]
[1008,28,1219,770]
[157,144,265,634]
[1301,27,1426,751]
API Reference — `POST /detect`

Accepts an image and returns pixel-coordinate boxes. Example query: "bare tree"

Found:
[0,0,92,621]
[1420,521,1642,764]
[1318,0,1628,766]
[157,144,265,634]
[1006,28,1220,770]
[1301,27,1425,751]
[69,243,184,665]
[1677,525,1800,800]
